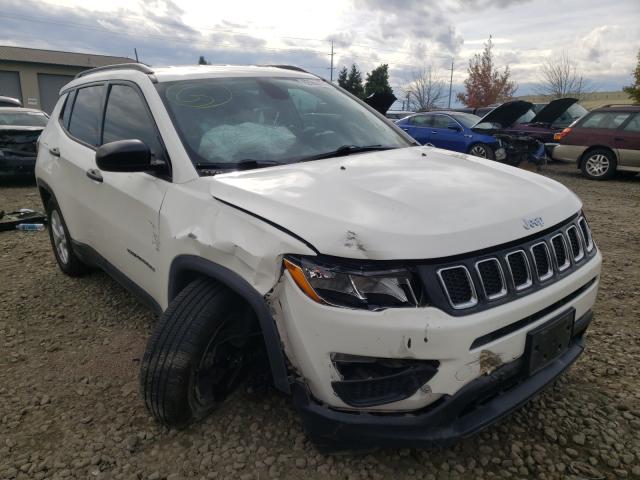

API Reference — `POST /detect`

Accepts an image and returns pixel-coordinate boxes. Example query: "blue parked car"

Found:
[395,110,507,160]
[395,101,548,169]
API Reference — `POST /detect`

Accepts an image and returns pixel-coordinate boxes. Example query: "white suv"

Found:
[35,64,601,451]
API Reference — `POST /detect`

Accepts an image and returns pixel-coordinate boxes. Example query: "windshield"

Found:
[553,103,588,128]
[515,109,536,124]
[450,113,481,128]
[156,76,410,168]
[0,111,48,127]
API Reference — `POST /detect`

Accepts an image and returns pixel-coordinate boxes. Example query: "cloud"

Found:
[0,0,329,74]
[581,25,614,62]
[353,0,463,55]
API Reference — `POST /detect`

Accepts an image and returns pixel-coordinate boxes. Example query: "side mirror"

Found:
[447,123,462,132]
[96,139,152,172]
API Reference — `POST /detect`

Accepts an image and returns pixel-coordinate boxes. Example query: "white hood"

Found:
[208,146,581,260]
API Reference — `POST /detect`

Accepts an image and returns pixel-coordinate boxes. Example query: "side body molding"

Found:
[168,254,291,394]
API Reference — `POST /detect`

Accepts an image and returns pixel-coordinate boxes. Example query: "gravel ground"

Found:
[1,163,639,480]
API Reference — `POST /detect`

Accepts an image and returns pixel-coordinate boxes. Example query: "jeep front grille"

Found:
[421,215,596,314]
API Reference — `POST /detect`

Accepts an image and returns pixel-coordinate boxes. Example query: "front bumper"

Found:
[293,311,591,452]
[551,144,587,163]
[275,249,600,412]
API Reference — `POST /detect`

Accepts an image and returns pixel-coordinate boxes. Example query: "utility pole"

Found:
[406,92,410,111]
[328,41,335,82]
[134,48,139,63]
[447,57,454,108]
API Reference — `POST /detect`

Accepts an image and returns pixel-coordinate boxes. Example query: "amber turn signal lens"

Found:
[283,259,325,304]
[554,128,571,142]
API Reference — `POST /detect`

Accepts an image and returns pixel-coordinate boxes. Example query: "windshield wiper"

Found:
[301,144,396,161]
[235,159,282,170]
[194,159,282,173]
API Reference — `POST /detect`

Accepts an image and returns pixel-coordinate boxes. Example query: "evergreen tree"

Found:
[198,56,209,65]
[345,64,365,99]
[623,49,640,103]
[337,67,349,88]
[364,64,393,98]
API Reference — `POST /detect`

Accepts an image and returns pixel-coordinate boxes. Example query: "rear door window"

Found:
[622,114,640,132]
[102,84,165,161]
[68,85,105,146]
[432,115,451,129]
[410,115,432,126]
[580,112,631,129]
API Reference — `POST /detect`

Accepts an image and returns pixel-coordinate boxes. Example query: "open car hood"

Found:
[529,97,579,124]
[363,91,397,115]
[473,100,533,129]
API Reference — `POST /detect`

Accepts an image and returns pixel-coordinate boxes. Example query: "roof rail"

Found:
[599,103,640,108]
[75,63,155,79]
[262,65,309,73]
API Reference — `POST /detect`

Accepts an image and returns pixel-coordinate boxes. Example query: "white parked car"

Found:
[35,63,602,452]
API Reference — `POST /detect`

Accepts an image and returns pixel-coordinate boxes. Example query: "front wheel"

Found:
[140,278,258,426]
[581,149,617,180]
[468,143,495,160]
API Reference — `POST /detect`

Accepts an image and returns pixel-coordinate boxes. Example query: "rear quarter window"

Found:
[580,112,631,129]
[67,85,106,146]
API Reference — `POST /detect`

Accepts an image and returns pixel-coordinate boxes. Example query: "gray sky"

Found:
[1,0,638,102]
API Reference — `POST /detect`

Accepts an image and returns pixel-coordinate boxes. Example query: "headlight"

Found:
[283,256,425,310]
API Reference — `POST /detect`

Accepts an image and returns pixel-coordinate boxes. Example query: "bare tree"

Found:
[403,67,446,111]
[537,51,589,99]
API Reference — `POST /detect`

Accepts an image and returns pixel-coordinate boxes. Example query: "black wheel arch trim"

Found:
[36,178,56,209]
[168,254,291,394]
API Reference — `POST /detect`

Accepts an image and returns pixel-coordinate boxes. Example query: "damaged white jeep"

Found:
[35,64,601,451]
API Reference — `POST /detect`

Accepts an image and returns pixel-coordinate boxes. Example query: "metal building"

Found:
[0,45,133,113]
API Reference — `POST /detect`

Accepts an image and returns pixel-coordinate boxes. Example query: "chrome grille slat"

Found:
[475,258,507,300]
[566,225,585,262]
[505,250,533,291]
[578,217,594,252]
[530,242,553,281]
[551,234,571,271]
[437,266,478,309]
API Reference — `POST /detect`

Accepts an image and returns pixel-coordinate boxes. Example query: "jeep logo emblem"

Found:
[522,217,544,230]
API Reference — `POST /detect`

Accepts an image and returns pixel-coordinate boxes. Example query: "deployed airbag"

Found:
[199,122,296,162]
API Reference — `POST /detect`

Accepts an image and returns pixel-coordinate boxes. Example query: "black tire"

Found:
[46,199,90,276]
[580,148,617,180]
[141,278,257,426]
[468,143,495,160]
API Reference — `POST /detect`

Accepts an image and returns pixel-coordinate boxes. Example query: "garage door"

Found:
[38,73,74,114]
[0,70,22,104]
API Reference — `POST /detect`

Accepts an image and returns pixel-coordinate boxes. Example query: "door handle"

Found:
[431,131,438,134]
[86,169,103,183]
[49,147,60,157]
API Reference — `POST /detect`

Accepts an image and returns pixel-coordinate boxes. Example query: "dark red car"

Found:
[552,104,640,180]
[504,98,588,144]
